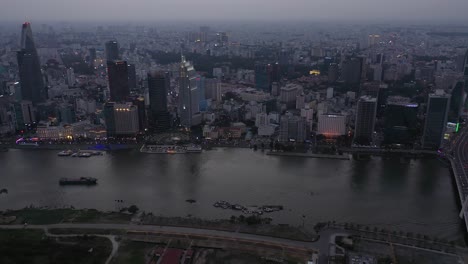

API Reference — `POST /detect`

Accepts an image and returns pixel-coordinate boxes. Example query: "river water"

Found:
[0,148,463,240]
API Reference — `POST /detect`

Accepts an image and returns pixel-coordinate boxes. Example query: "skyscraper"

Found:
[17,22,46,104]
[464,50,468,78]
[127,64,137,89]
[422,91,450,149]
[107,60,129,102]
[178,56,199,127]
[341,57,362,84]
[105,41,120,61]
[88,48,96,65]
[103,102,139,137]
[255,63,272,93]
[383,97,418,146]
[148,71,170,131]
[354,96,377,145]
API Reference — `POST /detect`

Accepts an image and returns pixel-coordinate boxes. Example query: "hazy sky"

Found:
[2,0,468,22]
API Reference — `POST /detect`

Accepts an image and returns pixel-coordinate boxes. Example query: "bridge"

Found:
[446,126,468,233]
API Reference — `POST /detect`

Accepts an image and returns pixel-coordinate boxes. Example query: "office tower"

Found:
[88,48,96,64]
[296,94,305,109]
[178,56,199,127]
[59,104,76,124]
[11,100,36,130]
[317,114,347,137]
[301,106,314,130]
[368,34,380,47]
[148,71,170,131]
[328,63,339,83]
[279,115,307,142]
[127,64,137,89]
[354,96,377,145]
[463,50,468,74]
[105,41,119,61]
[255,63,272,93]
[383,97,418,146]
[133,97,147,132]
[17,22,46,104]
[204,78,219,100]
[107,60,129,102]
[200,26,209,42]
[66,67,75,87]
[280,84,302,108]
[341,57,362,84]
[326,87,334,99]
[448,81,465,123]
[422,91,450,149]
[216,32,228,45]
[103,102,139,137]
[197,76,207,111]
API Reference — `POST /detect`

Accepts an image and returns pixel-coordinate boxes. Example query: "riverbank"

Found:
[9,143,141,151]
[1,208,317,242]
[266,151,350,160]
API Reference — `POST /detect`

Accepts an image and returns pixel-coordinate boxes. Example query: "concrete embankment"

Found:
[266,151,350,160]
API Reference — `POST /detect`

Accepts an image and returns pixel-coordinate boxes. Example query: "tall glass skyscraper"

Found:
[105,41,120,61]
[148,71,170,131]
[178,55,199,127]
[107,60,129,102]
[17,22,46,104]
[422,91,450,150]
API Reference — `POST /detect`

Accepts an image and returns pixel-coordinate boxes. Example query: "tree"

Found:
[128,205,139,214]
[229,216,236,223]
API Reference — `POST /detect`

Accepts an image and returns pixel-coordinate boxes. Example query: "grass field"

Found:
[0,229,112,264]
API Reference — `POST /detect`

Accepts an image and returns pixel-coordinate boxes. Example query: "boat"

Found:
[186,145,202,153]
[57,150,73,156]
[59,177,97,185]
[185,199,196,203]
[78,152,92,158]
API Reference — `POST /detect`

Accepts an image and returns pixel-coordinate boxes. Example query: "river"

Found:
[0,148,463,240]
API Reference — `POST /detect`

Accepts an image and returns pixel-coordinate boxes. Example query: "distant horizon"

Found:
[2,0,468,26]
[1,18,468,28]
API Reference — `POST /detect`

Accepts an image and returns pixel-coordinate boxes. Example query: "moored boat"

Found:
[59,177,97,185]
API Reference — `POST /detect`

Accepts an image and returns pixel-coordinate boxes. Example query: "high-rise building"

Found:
[301,106,314,130]
[17,22,46,104]
[88,48,96,65]
[354,96,377,145]
[133,97,147,132]
[11,100,36,131]
[127,64,137,89]
[422,91,450,149]
[107,60,129,102]
[66,67,75,87]
[328,63,339,83]
[205,78,220,101]
[448,81,465,123]
[105,41,119,61]
[280,84,302,108]
[255,63,272,93]
[148,71,170,131]
[279,115,307,142]
[383,97,418,146]
[178,56,199,127]
[341,57,362,84]
[463,50,468,77]
[59,104,76,124]
[103,102,139,137]
[317,114,347,137]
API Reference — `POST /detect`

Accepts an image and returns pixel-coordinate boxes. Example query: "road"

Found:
[446,126,468,230]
